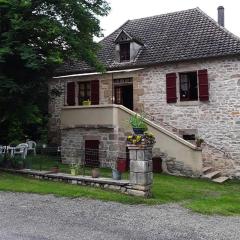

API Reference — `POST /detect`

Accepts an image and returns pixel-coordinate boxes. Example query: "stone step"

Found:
[202,167,213,174]
[212,176,229,183]
[202,171,221,179]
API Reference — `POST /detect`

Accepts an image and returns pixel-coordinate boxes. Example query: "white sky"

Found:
[99,0,240,39]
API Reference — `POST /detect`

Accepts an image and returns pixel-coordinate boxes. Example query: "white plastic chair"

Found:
[14,143,28,159]
[0,145,4,157]
[26,140,37,155]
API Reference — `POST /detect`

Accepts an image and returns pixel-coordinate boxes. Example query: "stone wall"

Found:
[61,124,127,167]
[138,56,240,169]
[48,74,113,144]
[48,71,144,145]
[49,56,240,175]
[48,78,65,144]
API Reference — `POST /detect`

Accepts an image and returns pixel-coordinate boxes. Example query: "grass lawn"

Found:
[0,171,239,216]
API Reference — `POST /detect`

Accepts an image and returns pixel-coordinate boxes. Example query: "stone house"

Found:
[49,7,240,178]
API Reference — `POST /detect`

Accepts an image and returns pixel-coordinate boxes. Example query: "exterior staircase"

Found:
[145,114,231,183]
[202,167,229,183]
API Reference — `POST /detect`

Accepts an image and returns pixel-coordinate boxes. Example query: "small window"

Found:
[78,81,91,104]
[179,72,198,101]
[120,42,130,62]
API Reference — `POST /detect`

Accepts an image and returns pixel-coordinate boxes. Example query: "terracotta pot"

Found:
[51,166,59,173]
[91,168,100,178]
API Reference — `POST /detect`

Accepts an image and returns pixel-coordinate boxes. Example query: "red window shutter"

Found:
[91,80,99,105]
[166,73,177,103]
[198,69,209,101]
[66,82,75,106]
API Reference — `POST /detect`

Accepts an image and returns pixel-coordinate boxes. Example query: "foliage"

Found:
[127,132,155,145]
[82,100,91,105]
[129,113,148,131]
[0,0,110,144]
[196,138,204,147]
[70,163,81,175]
[1,171,240,215]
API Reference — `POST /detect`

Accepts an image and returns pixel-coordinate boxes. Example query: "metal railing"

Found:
[0,146,129,179]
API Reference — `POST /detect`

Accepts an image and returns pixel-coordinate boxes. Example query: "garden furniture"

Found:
[26,140,37,155]
[13,143,28,159]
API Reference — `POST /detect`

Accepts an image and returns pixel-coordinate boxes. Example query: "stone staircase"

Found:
[145,114,231,183]
[201,167,229,183]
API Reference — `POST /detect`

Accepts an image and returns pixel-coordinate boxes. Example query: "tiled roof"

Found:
[57,8,240,75]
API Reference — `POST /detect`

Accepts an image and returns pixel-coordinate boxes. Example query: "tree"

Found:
[0,0,110,144]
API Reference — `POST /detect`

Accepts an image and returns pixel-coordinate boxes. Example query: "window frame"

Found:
[119,42,130,62]
[78,81,91,105]
[178,71,199,102]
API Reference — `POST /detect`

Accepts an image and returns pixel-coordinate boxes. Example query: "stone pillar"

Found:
[127,144,153,197]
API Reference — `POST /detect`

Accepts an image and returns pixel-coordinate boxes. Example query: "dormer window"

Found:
[114,29,143,63]
[120,42,130,62]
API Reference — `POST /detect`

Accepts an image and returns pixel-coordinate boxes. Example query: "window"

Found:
[179,72,198,101]
[166,70,209,103]
[120,42,130,62]
[78,81,91,104]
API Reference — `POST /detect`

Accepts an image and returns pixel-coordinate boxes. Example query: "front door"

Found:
[114,84,133,110]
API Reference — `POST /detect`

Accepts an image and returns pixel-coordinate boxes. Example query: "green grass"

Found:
[0,172,153,205]
[0,171,240,216]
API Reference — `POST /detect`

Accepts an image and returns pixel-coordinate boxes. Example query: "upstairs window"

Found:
[120,42,130,62]
[166,69,209,103]
[179,72,198,101]
[78,81,91,104]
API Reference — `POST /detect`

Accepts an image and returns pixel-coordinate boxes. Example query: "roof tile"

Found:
[58,8,240,74]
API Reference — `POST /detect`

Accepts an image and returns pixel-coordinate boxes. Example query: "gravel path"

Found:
[0,192,239,240]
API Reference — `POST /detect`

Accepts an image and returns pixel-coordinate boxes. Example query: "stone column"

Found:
[127,144,153,197]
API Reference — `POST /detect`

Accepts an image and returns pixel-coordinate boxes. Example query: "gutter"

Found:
[53,68,144,79]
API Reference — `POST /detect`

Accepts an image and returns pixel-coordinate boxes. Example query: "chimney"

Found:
[218,6,225,27]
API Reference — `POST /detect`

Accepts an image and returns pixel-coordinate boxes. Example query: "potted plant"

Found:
[70,163,80,176]
[91,168,100,178]
[129,113,148,135]
[195,138,204,147]
[82,99,91,106]
[127,132,156,146]
[51,165,59,173]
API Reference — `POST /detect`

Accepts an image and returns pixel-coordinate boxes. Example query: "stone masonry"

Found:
[61,125,128,167]
[49,56,240,177]
[48,71,143,145]
[128,144,153,197]
[138,56,240,171]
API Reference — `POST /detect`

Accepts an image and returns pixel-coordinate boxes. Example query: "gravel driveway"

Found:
[0,192,239,240]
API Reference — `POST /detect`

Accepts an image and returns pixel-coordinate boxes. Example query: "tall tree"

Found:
[0,0,110,144]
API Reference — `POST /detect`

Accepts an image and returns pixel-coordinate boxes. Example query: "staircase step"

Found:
[203,167,213,174]
[212,176,229,183]
[202,171,221,179]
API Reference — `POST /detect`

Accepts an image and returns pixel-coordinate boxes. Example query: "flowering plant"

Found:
[127,132,155,145]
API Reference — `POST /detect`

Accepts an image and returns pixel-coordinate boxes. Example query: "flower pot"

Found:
[112,169,121,180]
[51,166,59,173]
[70,168,78,176]
[91,168,100,178]
[132,128,145,135]
[82,100,91,106]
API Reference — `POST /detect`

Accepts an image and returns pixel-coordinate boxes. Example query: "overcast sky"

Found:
[99,0,240,39]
